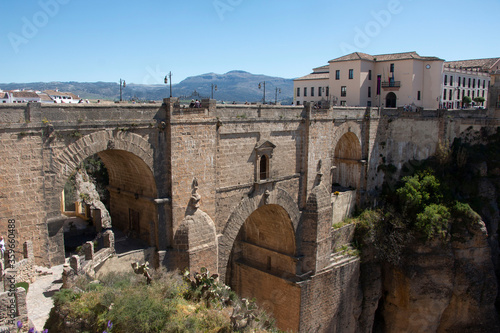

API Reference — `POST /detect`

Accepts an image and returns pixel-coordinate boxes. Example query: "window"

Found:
[468,78,471,88]
[260,155,268,181]
[349,69,354,79]
[463,77,466,86]
[462,90,465,99]
[368,86,371,98]
[368,70,372,80]
[444,75,448,85]
[335,70,340,80]
[443,89,447,100]
[458,77,461,87]
[449,89,452,101]
[311,87,314,97]
[326,86,329,97]
[390,63,394,72]
[340,101,346,106]
[457,89,460,99]
[417,91,421,100]
[296,87,300,97]
[318,87,322,97]
[472,91,475,99]
[482,90,485,97]
[483,80,486,89]
[304,87,307,97]
[473,79,476,88]
[450,76,453,86]
[468,90,470,96]
[341,86,347,97]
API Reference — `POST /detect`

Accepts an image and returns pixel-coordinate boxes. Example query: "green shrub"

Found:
[415,204,450,240]
[15,282,29,293]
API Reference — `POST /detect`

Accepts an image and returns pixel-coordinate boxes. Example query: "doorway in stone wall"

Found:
[386,92,397,108]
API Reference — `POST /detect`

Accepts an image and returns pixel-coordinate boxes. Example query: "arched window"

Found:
[254,140,275,183]
[260,155,268,180]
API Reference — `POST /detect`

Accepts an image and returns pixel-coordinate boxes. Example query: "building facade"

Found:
[294,65,330,106]
[295,52,499,110]
[441,58,500,109]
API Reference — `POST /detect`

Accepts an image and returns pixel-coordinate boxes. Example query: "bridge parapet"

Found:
[0,103,162,130]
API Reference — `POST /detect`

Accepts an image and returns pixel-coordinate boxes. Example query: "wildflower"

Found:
[17,321,23,332]
[28,328,35,333]
[108,320,113,329]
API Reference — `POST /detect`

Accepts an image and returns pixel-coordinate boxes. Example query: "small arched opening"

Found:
[332,132,362,190]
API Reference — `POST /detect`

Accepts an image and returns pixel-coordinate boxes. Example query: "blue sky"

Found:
[1,0,499,84]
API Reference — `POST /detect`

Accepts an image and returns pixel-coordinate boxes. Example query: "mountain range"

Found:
[0,70,295,104]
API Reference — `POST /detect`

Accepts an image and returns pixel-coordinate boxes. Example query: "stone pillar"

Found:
[83,241,94,261]
[103,230,115,250]
[23,241,33,260]
[70,255,80,273]
[62,264,75,289]
[15,287,28,324]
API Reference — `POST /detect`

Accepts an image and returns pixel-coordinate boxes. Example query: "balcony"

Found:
[381,80,401,88]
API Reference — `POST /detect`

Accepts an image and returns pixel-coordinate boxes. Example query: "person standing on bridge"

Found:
[0,235,5,274]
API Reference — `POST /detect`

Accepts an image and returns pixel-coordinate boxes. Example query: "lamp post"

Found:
[274,87,281,105]
[164,72,172,98]
[119,79,126,102]
[258,81,266,104]
[211,84,217,99]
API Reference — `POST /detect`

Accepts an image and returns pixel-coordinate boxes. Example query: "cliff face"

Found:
[358,128,500,332]
[380,220,498,332]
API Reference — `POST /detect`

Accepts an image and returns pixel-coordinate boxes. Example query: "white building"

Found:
[294,65,330,106]
[0,91,10,103]
[44,90,80,103]
[441,58,500,109]
[11,91,41,103]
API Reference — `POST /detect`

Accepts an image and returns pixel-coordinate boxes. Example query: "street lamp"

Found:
[258,81,266,104]
[164,72,172,98]
[211,84,218,99]
[275,87,281,105]
[119,79,126,102]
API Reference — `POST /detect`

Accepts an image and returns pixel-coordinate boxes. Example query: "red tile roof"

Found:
[329,51,443,63]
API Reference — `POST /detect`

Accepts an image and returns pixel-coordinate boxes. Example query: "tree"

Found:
[462,95,472,107]
[473,96,486,106]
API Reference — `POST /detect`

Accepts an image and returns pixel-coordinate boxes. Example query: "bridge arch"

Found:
[219,187,301,331]
[218,187,300,279]
[48,130,159,247]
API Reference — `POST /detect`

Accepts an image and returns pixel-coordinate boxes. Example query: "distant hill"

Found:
[0,71,295,104]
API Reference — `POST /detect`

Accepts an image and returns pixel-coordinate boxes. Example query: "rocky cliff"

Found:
[357,127,500,332]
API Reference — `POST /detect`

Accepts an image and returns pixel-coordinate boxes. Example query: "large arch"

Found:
[222,189,301,332]
[218,187,300,279]
[47,130,160,248]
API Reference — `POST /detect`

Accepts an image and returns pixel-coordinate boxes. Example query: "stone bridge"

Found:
[0,98,498,332]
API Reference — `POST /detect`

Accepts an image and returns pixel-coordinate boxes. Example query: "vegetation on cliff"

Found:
[355,127,500,265]
[45,269,280,333]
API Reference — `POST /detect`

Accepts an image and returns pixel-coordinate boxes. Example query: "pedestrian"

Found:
[0,235,5,273]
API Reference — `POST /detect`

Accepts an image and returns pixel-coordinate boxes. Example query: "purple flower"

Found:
[103,331,107,333]
[43,330,49,333]
[17,321,23,329]
[28,328,35,333]
[107,320,113,329]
